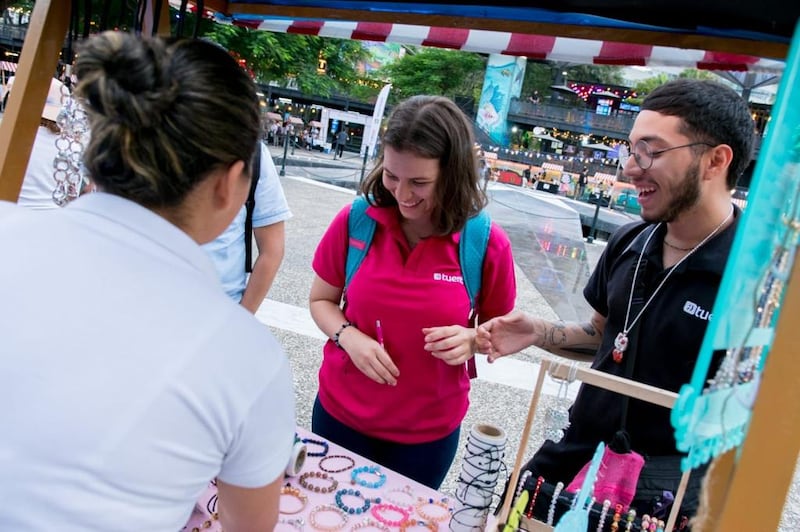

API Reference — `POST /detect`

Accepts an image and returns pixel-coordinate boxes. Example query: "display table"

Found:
[182,427,451,531]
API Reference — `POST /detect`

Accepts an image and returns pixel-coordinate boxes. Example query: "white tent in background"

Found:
[533,133,560,142]
[582,142,613,151]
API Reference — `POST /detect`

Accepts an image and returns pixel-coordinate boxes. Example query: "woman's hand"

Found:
[476,310,541,362]
[338,326,399,386]
[422,325,477,366]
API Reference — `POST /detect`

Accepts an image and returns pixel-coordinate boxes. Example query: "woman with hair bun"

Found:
[0,32,295,531]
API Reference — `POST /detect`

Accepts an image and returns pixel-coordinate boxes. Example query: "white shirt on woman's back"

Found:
[0,193,295,531]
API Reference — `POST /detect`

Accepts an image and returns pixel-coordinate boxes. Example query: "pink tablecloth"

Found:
[182,428,451,531]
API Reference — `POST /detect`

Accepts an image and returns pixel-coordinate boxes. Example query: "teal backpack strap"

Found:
[345,195,376,291]
[459,210,492,380]
[459,210,492,319]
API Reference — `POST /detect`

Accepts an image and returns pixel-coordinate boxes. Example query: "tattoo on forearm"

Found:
[580,322,596,336]
[545,322,568,346]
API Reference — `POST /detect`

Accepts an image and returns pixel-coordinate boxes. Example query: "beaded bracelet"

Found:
[302,437,331,457]
[309,504,350,531]
[279,484,308,515]
[383,485,415,510]
[546,481,564,526]
[276,517,304,531]
[190,513,218,532]
[300,470,339,493]
[399,519,437,531]
[596,499,612,532]
[350,517,391,531]
[624,509,637,532]
[370,503,410,527]
[333,321,352,348]
[414,497,452,523]
[525,476,544,519]
[514,470,533,506]
[351,465,387,489]
[335,488,375,515]
[609,503,623,532]
[192,492,220,531]
[319,454,357,473]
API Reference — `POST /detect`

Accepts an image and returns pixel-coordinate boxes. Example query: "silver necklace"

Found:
[612,205,735,363]
[663,239,695,251]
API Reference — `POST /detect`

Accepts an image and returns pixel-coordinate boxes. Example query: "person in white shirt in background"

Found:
[203,144,292,313]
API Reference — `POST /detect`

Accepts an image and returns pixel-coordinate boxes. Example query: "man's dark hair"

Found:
[641,79,755,190]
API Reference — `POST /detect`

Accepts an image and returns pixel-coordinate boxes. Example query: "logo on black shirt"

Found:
[683,300,711,321]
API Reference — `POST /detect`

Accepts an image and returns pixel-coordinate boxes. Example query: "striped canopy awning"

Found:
[218,16,786,74]
[0,61,17,72]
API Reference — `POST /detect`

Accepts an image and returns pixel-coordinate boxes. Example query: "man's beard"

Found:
[643,161,701,223]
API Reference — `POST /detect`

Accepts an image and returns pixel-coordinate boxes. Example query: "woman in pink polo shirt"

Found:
[310,95,516,488]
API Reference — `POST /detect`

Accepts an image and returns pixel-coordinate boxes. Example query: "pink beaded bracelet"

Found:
[371,503,410,527]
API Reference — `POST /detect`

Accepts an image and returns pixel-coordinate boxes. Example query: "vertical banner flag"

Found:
[365,83,392,157]
[476,54,527,146]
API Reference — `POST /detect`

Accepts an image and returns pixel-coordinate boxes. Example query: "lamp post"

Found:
[586,193,602,244]
[279,130,289,177]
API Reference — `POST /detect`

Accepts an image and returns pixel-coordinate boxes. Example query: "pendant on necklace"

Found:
[612,332,629,363]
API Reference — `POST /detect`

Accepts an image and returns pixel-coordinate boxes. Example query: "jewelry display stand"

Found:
[496,359,689,531]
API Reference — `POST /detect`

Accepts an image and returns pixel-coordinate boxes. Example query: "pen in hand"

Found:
[376,319,384,348]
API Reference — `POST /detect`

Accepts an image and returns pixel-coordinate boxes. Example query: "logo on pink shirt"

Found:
[433,272,464,284]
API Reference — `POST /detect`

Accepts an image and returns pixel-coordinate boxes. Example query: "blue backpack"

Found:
[344,195,492,377]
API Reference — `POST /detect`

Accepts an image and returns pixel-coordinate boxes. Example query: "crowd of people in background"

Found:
[265,120,322,151]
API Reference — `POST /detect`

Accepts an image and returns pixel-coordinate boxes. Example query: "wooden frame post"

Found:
[0,0,71,202]
[141,0,173,37]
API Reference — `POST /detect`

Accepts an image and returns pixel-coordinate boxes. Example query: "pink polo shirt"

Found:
[312,203,516,443]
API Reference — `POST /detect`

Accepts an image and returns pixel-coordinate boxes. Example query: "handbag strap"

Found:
[244,142,261,274]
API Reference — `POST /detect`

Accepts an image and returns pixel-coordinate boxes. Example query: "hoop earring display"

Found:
[52,83,90,206]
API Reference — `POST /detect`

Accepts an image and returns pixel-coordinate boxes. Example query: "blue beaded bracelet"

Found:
[350,465,387,489]
[334,488,377,515]
[301,437,330,457]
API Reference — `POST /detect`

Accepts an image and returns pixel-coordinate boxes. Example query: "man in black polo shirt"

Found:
[477,79,755,521]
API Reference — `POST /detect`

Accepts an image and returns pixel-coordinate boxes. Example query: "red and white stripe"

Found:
[0,61,17,72]
[230,18,784,73]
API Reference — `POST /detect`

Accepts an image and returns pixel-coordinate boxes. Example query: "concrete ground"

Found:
[259,145,799,530]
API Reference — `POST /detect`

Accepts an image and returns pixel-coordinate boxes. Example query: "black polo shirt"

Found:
[525,206,740,484]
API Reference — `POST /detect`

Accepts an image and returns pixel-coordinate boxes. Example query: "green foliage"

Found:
[201,23,369,97]
[378,47,486,103]
[678,68,718,80]
[626,73,671,104]
[521,61,555,98]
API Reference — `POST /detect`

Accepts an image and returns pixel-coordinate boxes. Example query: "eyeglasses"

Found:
[621,139,715,170]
